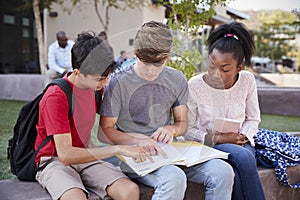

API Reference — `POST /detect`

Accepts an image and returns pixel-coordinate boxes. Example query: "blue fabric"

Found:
[182,158,234,200]
[214,143,265,200]
[122,163,187,200]
[255,128,300,188]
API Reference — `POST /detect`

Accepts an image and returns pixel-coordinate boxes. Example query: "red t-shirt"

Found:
[35,77,98,165]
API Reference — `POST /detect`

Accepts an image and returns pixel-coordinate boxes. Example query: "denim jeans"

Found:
[122,163,187,200]
[214,143,265,200]
[182,158,234,200]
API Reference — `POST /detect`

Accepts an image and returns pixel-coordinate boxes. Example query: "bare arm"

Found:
[98,116,139,145]
[53,133,152,166]
[151,105,188,143]
[99,116,167,157]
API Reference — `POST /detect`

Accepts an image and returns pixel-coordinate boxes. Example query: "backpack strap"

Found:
[34,78,73,172]
[46,78,73,118]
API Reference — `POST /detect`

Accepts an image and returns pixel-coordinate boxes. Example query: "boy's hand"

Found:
[135,137,168,158]
[118,145,154,163]
[151,126,174,144]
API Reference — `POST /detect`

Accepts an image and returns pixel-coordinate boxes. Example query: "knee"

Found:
[121,181,140,199]
[207,161,234,188]
[108,178,140,200]
[220,162,235,185]
[231,149,256,168]
[60,188,87,200]
[166,167,187,191]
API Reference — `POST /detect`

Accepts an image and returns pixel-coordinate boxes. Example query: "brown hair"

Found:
[133,21,173,66]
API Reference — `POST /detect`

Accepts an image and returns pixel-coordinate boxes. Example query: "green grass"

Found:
[0,100,26,180]
[0,100,300,180]
[260,114,300,132]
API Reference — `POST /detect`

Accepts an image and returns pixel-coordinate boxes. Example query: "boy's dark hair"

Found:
[133,21,173,66]
[98,31,108,40]
[206,22,255,67]
[71,31,117,76]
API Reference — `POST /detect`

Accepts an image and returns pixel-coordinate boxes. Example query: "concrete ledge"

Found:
[0,74,45,101]
[257,87,300,116]
[1,166,300,200]
[1,74,300,117]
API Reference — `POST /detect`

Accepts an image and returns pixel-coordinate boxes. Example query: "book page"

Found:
[118,143,182,176]
[173,141,229,167]
[118,141,229,176]
[213,118,241,133]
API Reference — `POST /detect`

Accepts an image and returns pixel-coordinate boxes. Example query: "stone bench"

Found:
[1,166,300,200]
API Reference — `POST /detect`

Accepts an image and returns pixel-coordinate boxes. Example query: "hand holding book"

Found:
[213,118,241,133]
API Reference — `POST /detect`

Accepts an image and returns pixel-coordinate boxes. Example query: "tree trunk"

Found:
[94,0,107,32]
[33,0,46,74]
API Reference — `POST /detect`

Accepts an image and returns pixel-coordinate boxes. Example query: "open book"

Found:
[117,141,229,176]
[173,141,229,167]
[213,118,241,133]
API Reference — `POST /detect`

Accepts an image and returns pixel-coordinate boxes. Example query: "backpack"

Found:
[255,128,300,188]
[7,78,73,181]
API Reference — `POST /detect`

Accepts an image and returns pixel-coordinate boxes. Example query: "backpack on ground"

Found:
[7,78,73,181]
[255,128,300,188]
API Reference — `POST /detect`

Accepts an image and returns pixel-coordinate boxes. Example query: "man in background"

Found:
[45,31,74,85]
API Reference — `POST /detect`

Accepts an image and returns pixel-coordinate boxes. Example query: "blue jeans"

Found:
[182,158,234,200]
[214,143,265,200]
[122,163,187,200]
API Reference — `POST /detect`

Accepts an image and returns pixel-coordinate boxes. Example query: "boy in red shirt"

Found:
[35,31,151,200]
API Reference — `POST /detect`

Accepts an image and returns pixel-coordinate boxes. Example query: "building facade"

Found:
[0,0,165,74]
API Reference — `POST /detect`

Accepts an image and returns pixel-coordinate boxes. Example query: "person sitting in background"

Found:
[45,31,74,85]
[115,50,128,65]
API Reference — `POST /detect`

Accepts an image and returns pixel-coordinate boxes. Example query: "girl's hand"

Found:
[217,132,248,146]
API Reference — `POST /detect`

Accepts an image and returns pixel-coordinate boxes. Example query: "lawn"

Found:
[1,100,300,180]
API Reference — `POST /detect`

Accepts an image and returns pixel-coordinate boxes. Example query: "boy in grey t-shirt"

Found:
[100,21,188,200]
[99,21,234,200]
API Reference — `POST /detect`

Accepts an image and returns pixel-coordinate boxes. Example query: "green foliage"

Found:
[167,49,201,80]
[98,0,146,9]
[21,0,63,11]
[168,36,202,80]
[292,8,300,28]
[254,10,297,60]
[157,0,227,79]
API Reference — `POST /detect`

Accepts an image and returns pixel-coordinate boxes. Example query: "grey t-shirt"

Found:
[100,65,188,136]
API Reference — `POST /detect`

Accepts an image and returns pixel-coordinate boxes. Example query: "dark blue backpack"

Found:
[255,128,300,188]
[8,78,73,181]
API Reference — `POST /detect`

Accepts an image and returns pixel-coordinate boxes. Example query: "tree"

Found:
[71,0,147,33]
[254,10,297,61]
[31,0,63,74]
[157,0,228,79]
[33,0,46,74]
